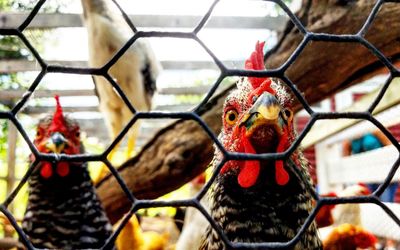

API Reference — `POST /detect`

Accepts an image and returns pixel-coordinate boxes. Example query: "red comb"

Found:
[245,41,265,71]
[357,182,371,195]
[245,41,272,90]
[49,95,67,134]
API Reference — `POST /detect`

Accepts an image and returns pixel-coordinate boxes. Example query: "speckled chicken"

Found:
[22,96,113,249]
[200,41,322,249]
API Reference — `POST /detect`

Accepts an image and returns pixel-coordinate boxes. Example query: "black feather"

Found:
[141,60,157,98]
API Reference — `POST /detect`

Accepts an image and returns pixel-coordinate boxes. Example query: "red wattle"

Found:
[57,162,70,177]
[238,127,260,188]
[275,128,290,186]
[40,162,53,179]
[275,160,289,186]
[238,160,260,188]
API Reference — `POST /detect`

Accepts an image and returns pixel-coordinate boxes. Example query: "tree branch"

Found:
[265,0,400,106]
[97,86,232,224]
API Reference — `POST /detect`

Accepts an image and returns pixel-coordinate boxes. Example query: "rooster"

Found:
[22,96,113,249]
[323,223,377,250]
[81,0,162,181]
[200,41,322,249]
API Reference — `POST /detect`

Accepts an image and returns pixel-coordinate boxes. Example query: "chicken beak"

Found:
[240,92,282,136]
[45,132,67,154]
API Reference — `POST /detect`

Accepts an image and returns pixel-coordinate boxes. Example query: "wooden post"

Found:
[315,142,343,194]
[315,143,330,194]
[6,121,17,230]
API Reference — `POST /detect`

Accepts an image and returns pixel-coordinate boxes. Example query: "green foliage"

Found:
[0,0,70,12]
[0,36,29,59]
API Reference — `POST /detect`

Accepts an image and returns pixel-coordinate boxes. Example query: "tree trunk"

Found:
[97,0,400,223]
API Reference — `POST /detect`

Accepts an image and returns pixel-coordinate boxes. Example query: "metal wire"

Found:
[0,0,399,249]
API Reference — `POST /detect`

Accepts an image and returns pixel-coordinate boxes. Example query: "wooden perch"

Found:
[0,238,24,250]
[97,0,400,223]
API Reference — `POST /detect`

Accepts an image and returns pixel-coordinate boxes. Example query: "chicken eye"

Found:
[225,110,238,125]
[283,108,293,122]
[36,130,42,138]
[75,131,80,138]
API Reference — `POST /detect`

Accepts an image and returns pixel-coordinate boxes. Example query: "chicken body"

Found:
[116,215,168,250]
[22,97,113,249]
[81,0,161,162]
[333,184,370,227]
[201,42,322,249]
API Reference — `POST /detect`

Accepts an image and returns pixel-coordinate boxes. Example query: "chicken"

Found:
[116,215,169,250]
[81,0,161,181]
[333,183,371,227]
[22,96,113,249]
[323,223,377,250]
[315,192,337,228]
[315,184,370,230]
[200,41,322,249]
[318,184,372,242]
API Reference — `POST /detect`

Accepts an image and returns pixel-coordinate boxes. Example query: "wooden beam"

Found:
[0,85,211,101]
[301,78,400,148]
[158,85,211,95]
[0,89,95,100]
[0,59,241,73]
[22,103,195,114]
[23,105,99,113]
[0,60,86,72]
[0,13,286,30]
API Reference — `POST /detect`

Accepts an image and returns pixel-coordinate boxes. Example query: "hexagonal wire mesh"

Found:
[1,0,400,249]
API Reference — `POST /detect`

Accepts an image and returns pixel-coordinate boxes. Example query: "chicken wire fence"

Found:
[0,0,400,249]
